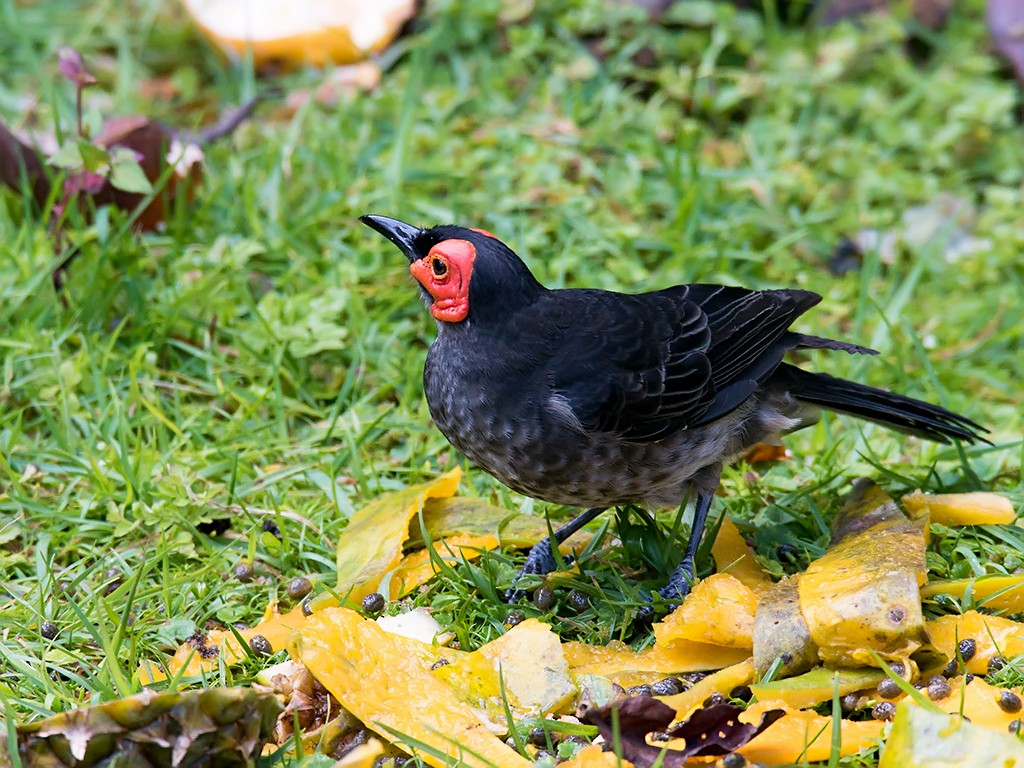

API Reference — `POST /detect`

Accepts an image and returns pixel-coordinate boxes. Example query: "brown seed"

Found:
[649,731,671,742]
[429,658,449,671]
[927,676,951,701]
[965,674,976,685]
[876,678,901,699]
[989,657,1007,675]
[233,561,254,583]
[943,658,960,678]
[567,589,590,612]
[722,754,747,768]
[286,577,312,600]
[682,671,708,684]
[872,701,896,721]
[889,661,906,677]
[841,693,862,712]
[958,638,977,662]
[651,677,685,696]
[730,685,753,702]
[1009,720,1022,734]
[527,727,547,747]
[40,621,58,640]
[533,585,555,611]
[301,599,313,616]
[249,634,272,657]
[703,692,727,707]
[261,519,281,537]
[999,691,1023,713]
[361,592,386,615]
[627,684,653,697]
[505,610,525,627]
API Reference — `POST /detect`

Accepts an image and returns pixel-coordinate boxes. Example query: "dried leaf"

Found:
[664,703,785,758]
[584,697,685,768]
[989,0,1024,88]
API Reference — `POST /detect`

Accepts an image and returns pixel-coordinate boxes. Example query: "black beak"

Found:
[359,214,424,263]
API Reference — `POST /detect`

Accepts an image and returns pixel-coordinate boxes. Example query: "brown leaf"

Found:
[0,121,52,208]
[665,703,785,757]
[584,696,686,768]
[584,697,785,767]
[988,0,1024,87]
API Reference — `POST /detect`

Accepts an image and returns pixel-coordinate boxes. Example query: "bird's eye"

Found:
[431,257,448,277]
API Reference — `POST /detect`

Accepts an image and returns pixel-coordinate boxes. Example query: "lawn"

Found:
[1,0,1022,765]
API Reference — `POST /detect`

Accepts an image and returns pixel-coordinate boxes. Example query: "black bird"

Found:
[361,214,988,602]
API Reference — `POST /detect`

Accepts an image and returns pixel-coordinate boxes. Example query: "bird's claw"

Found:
[504,540,574,603]
[656,560,695,605]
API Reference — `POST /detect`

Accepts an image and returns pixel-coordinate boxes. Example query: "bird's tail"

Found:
[776,364,989,444]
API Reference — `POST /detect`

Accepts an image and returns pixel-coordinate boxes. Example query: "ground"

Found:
[0,1,1021,766]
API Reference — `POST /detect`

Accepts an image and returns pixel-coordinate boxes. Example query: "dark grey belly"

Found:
[425,347,805,508]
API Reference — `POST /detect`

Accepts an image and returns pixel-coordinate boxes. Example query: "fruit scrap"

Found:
[902,490,1016,526]
[710,517,774,596]
[563,639,750,687]
[922,574,1024,614]
[335,468,462,603]
[879,699,1024,766]
[656,660,755,722]
[654,573,759,650]
[290,606,530,768]
[4,688,281,767]
[181,0,417,69]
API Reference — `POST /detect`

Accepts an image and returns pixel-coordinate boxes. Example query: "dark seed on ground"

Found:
[528,728,547,747]
[533,750,553,762]
[627,684,653,697]
[1009,719,1022,734]
[286,577,312,600]
[872,702,896,721]
[429,658,449,671]
[989,657,1007,674]
[249,635,272,657]
[261,519,281,537]
[958,638,977,662]
[650,731,671,742]
[730,685,753,702]
[234,561,255,583]
[636,604,656,624]
[361,592,386,615]
[567,589,589,612]
[505,610,525,627]
[943,658,960,678]
[682,671,709,684]
[301,599,313,616]
[651,677,685,696]
[927,676,951,701]
[776,543,799,561]
[965,674,975,685]
[999,691,1023,713]
[40,621,58,640]
[533,585,555,610]
[841,693,862,712]
[703,692,727,707]
[889,661,906,677]
[877,678,901,699]
[723,754,747,768]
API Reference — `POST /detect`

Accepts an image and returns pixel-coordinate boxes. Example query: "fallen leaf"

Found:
[664,703,785,758]
[583,697,684,768]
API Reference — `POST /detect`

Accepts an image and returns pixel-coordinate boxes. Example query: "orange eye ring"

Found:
[431,256,449,280]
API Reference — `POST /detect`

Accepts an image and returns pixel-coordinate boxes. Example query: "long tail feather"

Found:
[777,364,989,444]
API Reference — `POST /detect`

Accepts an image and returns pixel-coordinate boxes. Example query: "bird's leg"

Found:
[505,506,607,603]
[658,492,714,604]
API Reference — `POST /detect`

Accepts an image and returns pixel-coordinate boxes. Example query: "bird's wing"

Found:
[547,285,823,441]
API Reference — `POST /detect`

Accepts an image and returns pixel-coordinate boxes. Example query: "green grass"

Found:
[1,0,1022,765]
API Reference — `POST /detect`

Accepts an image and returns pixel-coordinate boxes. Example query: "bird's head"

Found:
[360,214,543,325]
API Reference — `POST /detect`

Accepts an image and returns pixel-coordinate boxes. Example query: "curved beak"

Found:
[359,214,423,263]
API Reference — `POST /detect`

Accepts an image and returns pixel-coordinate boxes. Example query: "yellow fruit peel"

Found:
[657,659,755,722]
[902,490,1016,526]
[711,517,774,596]
[291,607,530,768]
[654,573,759,650]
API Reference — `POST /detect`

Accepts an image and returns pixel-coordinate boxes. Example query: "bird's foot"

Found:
[504,539,574,603]
[657,560,696,605]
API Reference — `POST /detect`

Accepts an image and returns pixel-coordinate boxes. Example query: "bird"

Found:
[360,214,988,603]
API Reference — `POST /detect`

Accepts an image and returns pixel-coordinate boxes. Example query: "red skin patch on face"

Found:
[469,227,497,239]
[409,238,476,323]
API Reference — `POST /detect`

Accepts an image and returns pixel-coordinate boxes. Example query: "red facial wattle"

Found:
[409,238,477,323]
